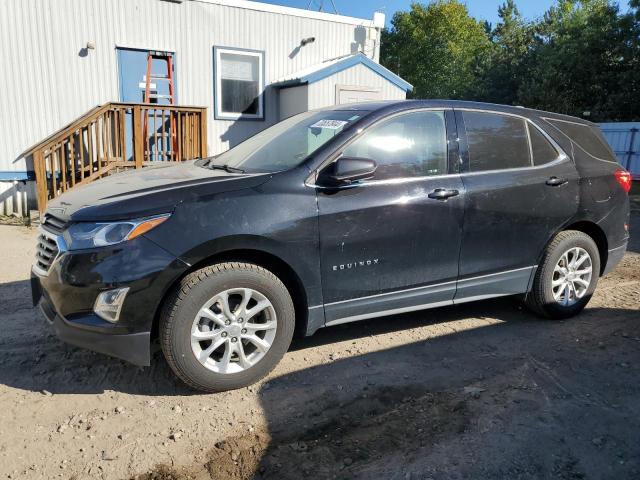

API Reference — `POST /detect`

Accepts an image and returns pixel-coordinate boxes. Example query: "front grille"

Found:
[34,228,60,275]
[41,214,68,235]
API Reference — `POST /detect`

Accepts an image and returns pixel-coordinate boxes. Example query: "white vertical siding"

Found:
[0,0,380,169]
[0,0,387,214]
[0,182,32,217]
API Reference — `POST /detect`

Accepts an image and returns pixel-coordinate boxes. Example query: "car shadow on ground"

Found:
[0,277,527,396]
[141,303,640,480]
[0,278,636,394]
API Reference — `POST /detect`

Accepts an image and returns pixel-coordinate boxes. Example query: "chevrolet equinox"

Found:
[31,100,632,392]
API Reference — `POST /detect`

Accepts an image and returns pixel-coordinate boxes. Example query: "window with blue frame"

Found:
[214,47,264,120]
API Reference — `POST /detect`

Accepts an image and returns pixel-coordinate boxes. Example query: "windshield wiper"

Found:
[208,163,245,173]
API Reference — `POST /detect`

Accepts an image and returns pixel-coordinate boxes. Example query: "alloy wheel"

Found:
[190,288,277,374]
[552,247,593,307]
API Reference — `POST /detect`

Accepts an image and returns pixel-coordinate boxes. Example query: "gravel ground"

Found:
[0,206,638,480]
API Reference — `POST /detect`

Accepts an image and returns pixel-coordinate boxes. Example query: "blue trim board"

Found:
[272,53,413,93]
[0,171,35,181]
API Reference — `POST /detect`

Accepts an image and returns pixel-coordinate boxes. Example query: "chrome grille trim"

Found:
[33,228,61,276]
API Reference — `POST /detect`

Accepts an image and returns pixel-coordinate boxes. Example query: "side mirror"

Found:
[319,156,377,186]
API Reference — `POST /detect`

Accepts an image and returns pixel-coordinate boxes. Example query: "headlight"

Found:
[63,214,170,250]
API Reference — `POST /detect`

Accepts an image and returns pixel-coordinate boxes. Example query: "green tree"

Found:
[382,0,640,121]
[614,0,640,120]
[479,0,535,105]
[630,0,640,21]
[380,1,492,99]
[517,0,631,120]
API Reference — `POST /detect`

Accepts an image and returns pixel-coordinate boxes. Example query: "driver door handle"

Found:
[428,188,459,200]
[546,176,568,187]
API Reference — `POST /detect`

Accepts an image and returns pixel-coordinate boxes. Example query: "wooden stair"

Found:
[29,102,208,213]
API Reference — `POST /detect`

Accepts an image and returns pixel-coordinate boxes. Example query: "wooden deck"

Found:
[30,102,207,212]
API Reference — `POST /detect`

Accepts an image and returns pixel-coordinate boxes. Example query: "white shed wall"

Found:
[307,64,406,110]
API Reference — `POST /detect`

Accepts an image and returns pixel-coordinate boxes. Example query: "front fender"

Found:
[175,234,325,335]
[180,234,319,294]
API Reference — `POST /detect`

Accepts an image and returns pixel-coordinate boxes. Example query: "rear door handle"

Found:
[428,188,459,200]
[546,176,568,187]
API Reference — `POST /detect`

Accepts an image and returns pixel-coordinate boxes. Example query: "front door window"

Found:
[342,111,448,180]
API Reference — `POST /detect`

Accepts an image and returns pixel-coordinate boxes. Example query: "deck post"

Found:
[199,108,208,158]
[33,150,47,214]
[133,106,144,169]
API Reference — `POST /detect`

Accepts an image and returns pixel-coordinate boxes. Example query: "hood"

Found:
[46,160,272,222]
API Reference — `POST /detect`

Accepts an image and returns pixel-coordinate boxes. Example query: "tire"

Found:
[160,262,295,392]
[525,230,600,319]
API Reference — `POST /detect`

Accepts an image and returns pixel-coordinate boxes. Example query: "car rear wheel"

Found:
[526,230,600,319]
[160,262,295,392]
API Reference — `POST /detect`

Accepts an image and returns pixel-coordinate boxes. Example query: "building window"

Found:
[214,47,264,120]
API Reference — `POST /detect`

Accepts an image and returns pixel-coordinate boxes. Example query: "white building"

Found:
[0,0,411,217]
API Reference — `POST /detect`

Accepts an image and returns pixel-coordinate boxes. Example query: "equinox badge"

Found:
[332,259,379,271]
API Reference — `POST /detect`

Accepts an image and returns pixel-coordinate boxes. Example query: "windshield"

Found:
[204,110,365,172]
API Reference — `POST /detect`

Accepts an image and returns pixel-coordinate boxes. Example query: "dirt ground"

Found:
[1,205,639,480]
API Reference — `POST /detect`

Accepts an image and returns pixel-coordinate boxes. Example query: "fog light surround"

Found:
[94,287,130,323]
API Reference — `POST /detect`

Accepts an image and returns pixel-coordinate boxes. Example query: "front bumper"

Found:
[31,234,189,366]
[36,288,151,365]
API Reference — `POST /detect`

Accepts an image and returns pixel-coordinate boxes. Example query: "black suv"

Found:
[32,100,631,392]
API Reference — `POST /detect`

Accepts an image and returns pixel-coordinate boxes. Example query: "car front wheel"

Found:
[160,262,295,392]
[526,230,600,319]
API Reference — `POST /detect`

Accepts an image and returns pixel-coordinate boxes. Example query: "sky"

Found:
[258,0,620,26]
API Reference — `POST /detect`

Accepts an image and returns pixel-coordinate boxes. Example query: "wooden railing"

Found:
[30,102,207,212]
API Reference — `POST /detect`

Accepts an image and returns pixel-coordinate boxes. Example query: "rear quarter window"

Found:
[545,119,616,162]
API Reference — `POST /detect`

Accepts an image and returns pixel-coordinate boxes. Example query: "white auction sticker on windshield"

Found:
[310,119,348,130]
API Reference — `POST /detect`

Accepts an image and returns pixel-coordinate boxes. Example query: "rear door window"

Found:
[463,111,531,172]
[528,123,560,166]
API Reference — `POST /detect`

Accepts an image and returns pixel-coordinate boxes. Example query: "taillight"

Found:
[614,169,632,193]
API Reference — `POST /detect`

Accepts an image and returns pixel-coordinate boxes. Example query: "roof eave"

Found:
[272,54,413,93]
